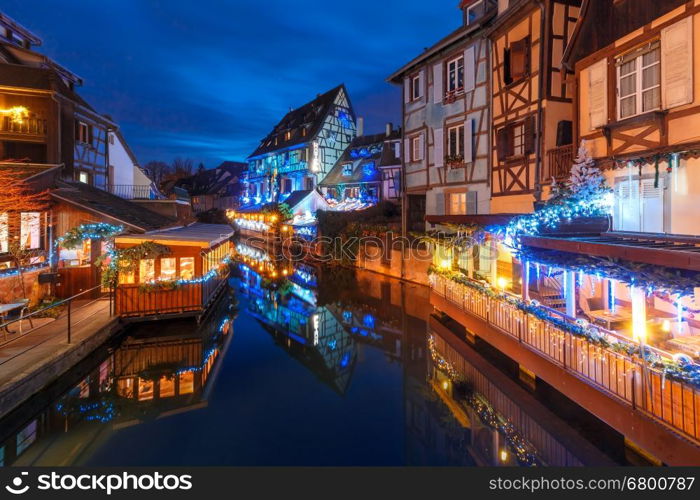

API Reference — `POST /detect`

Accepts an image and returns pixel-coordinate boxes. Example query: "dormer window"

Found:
[285,130,292,141]
[464,0,485,25]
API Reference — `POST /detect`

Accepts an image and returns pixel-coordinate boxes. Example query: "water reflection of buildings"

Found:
[0,295,237,466]
[423,317,618,466]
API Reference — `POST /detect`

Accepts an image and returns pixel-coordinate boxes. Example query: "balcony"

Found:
[108,184,163,200]
[431,272,700,448]
[0,116,47,139]
[543,144,574,182]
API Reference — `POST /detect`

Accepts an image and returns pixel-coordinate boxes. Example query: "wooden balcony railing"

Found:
[542,144,574,182]
[431,273,700,444]
[0,116,47,137]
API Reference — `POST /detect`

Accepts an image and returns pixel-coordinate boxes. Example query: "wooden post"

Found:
[522,260,530,301]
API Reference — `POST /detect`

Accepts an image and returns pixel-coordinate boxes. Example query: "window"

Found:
[138,378,154,401]
[304,177,314,190]
[159,376,175,398]
[77,121,90,144]
[282,178,293,193]
[118,262,135,284]
[139,259,155,283]
[465,0,485,25]
[504,37,530,85]
[447,124,465,159]
[160,257,176,280]
[117,378,134,398]
[0,213,7,253]
[180,257,195,280]
[411,135,422,162]
[342,163,353,176]
[449,193,467,215]
[411,74,422,100]
[496,117,535,161]
[20,212,40,249]
[617,43,661,119]
[447,56,465,92]
[78,171,89,184]
[109,133,115,145]
[284,130,292,141]
[179,371,194,394]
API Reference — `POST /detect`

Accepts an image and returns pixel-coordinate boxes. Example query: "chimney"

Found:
[385,122,393,136]
[357,117,364,137]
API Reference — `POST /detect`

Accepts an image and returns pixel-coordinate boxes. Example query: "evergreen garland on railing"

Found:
[56,223,124,249]
[428,267,700,388]
[96,241,172,288]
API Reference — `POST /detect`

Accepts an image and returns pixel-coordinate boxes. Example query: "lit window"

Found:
[447,125,465,158]
[159,376,175,398]
[179,371,194,394]
[118,262,135,284]
[447,56,465,92]
[180,257,195,280]
[139,259,155,283]
[117,378,134,398]
[138,378,154,401]
[160,257,176,280]
[617,44,661,119]
[78,171,89,184]
[0,213,7,253]
[512,123,525,157]
[449,193,467,215]
[342,163,353,176]
[20,212,40,249]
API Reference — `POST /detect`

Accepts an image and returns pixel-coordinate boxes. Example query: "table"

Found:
[587,308,632,330]
[0,302,30,335]
[667,336,700,359]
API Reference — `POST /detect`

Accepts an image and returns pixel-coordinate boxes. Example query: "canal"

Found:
[0,252,628,466]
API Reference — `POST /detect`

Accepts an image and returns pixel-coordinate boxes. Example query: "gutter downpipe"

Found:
[534,0,546,205]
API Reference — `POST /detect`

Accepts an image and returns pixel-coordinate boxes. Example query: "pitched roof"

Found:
[116,223,234,248]
[562,0,687,70]
[174,161,246,197]
[320,132,399,186]
[280,189,313,209]
[248,84,352,159]
[51,181,176,232]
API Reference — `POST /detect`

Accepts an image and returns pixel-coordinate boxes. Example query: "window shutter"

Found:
[404,138,410,161]
[404,78,410,104]
[418,69,425,99]
[641,177,665,233]
[511,38,529,81]
[503,48,512,85]
[524,116,536,155]
[434,192,445,215]
[433,62,443,104]
[418,133,424,161]
[496,127,510,162]
[463,119,473,163]
[588,59,607,129]
[662,17,693,109]
[466,191,478,215]
[434,128,444,168]
[465,46,476,92]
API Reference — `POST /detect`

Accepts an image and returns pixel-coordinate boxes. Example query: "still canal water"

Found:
[0,249,624,466]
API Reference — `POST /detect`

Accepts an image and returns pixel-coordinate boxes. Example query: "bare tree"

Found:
[143,160,171,186]
[171,157,194,177]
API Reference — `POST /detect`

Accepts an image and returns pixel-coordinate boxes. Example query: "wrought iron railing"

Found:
[431,273,700,444]
[543,144,574,182]
[108,184,162,200]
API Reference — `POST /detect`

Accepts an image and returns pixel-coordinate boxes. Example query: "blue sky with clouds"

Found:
[2,0,461,167]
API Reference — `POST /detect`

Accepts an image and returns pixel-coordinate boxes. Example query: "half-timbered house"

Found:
[389,0,496,232]
[489,0,581,213]
[242,85,356,209]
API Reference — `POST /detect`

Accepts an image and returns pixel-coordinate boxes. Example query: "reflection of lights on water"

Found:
[340,352,350,368]
[500,450,508,463]
[441,380,449,391]
[313,314,319,346]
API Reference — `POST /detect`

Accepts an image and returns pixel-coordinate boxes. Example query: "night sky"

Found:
[2,0,461,167]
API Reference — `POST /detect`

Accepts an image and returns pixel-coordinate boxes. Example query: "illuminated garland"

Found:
[428,335,541,466]
[429,267,700,387]
[0,263,49,278]
[56,223,124,249]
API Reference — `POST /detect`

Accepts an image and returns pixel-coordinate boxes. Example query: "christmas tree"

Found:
[568,140,606,200]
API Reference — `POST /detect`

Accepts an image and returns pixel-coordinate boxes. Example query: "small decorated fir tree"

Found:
[568,140,606,200]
